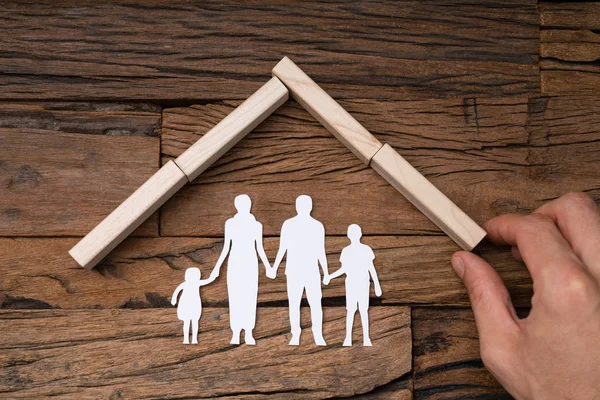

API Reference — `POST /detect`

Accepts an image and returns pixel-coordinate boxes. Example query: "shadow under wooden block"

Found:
[0,307,411,399]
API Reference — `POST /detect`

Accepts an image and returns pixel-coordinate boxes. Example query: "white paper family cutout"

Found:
[171,194,382,346]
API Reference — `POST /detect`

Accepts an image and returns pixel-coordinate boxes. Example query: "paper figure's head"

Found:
[185,267,201,281]
[296,195,312,215]
[347,224,362,241]
[234,194,252,214]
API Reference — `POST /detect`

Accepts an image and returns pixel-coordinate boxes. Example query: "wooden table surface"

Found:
[1,1,598,399]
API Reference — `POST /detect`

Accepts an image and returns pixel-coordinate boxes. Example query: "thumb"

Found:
[451,251,520,344]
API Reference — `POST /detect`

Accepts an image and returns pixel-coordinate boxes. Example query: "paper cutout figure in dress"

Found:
[269,195,329,346]
[171,267,218,345]
[211,194,271,345]
[324,224,382,346]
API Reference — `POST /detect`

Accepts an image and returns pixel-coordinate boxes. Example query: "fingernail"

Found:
[451,255,465,279]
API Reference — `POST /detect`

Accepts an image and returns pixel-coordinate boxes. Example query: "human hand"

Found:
[451,193,600,399]
[375,285,382,297]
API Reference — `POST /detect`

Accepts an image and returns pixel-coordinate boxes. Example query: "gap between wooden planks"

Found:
[3,97,598,238]
[0,307,412,399]
[0,0,539,101]
[160,96,600,236]
[540,2,600,96]
[0,236,531,309]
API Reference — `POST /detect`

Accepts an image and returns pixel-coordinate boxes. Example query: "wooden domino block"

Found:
[272,56,382,165]
[69,161,188,269]
[69,78,289,269]
[175,76,289,181]
[371,144,486,250]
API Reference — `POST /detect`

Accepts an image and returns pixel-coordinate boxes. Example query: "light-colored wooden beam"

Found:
[272,56,383,165]
[69,160,188,269]
[371,144,486,250]
[69,78,289,269]
[175,77,289,181]
[273,57,485,250]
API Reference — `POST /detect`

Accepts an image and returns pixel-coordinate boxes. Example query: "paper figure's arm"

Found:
[324,265,344,285]
[171,283,185,306]
[200,275,217,286]
[368,261,382,296]
[328,266,346,281]
[271,223,288,277]
[211,222,232,279]
[255,223,272,273]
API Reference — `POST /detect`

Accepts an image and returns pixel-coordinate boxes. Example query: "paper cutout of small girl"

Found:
[171,267,217,345]
[324,224,382,346]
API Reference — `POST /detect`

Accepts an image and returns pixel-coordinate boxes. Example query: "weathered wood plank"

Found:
[0,237,531,309]
[0,0,539,100]
[0,103,161,236]
[412,308,510,400]
[0,307,411,399]
[540,3,600,96]
[160,97,600,237]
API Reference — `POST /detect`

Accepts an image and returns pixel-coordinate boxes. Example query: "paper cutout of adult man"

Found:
[269,195,329,346]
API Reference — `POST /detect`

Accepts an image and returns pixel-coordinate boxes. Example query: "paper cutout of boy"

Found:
[325,224,382,346]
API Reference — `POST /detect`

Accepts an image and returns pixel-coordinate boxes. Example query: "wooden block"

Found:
[272,56,383,165]
[174,77,289,181]
[68,161,187,269]
[371,144,486,250]
[0,307,412,398]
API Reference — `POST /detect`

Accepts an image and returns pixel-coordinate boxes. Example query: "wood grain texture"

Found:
[540,3,600,96]
[0,237,531,309]
[160,97,600,237]
[0,103,161,236]
[412,308,510,400]
[0,0,539,101]
[69,161,188,269]
[0,307,412,399]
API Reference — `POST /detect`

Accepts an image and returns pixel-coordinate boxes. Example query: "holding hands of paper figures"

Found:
[451,192,600,400]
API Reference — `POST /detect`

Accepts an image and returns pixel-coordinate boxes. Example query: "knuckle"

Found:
[479,343,497,369]
[561,192,597,212]
[479,342,509,372]
[555,269,596,306]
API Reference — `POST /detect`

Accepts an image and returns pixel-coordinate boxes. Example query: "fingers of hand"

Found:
[483,213,585,284]
[452,251,519,339]
[534,192,600,277]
